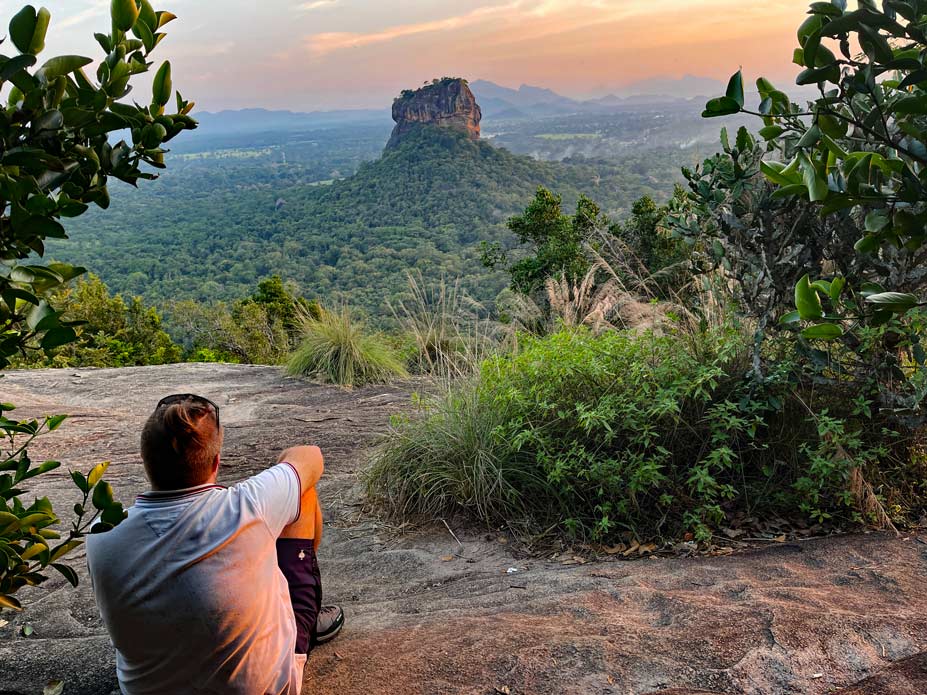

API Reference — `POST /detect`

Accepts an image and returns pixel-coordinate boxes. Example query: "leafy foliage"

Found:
[369,326,924,541]
[167,276,318,364]
[14,274,181,367]
[0,0,193,612]
[699,1,927,422]
[1,404,126,611]
[482,187,606,300]
[0,2,195,367]
[287,308,408,387]
[52,126,686,316]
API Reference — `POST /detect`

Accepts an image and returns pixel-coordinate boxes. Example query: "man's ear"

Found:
[212,453,220,474]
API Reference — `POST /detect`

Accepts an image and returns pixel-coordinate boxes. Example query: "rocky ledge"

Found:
[387,77,481,149]
[1,364,926,694]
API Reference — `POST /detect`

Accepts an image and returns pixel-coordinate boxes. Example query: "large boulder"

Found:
[387,77,481,149]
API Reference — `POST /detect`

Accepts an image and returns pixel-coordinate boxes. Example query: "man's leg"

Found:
[277,487,343,653]
[278,487,323,654]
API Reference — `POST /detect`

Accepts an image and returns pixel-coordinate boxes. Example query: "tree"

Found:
[698,1,927,420]
[15,274,183,367]
[704,1,927,326]
[0,0,196,368]
[1,1,194,613]
[482,187,607,300]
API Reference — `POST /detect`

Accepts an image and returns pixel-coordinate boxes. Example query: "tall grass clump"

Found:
[287,308,407,387]
[368,323,923,542]
[389,272,496,380]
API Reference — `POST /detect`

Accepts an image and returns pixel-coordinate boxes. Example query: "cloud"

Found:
[305,2,521,55]
[56,0,109,30]
[297,0,339,10]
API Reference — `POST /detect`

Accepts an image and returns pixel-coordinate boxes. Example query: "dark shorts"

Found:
[276,538,322,655]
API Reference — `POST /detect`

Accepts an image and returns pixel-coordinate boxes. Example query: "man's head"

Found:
[141,394,223,490]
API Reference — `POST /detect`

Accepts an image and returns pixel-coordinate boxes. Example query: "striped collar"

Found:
[136,483,225,504]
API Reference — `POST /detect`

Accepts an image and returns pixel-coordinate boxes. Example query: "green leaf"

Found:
[40,326,77,350]
[51,563,79,587]
[46,414,67,431]
[864,210,890,233]
[779,310,801,325]
[829,277,846,302]
[152,60,172,107]
[795,274,824,320]
[40,56,93,81]
[49,540,82,563]
[798,151,829,201]
[0,54,37,82]
[91,481,114,510]
[854,234,882,254]
[759,125,784,140]
[702,96,741,118]
[801,323,844,339]
[865,292,919,312]
[111,0,141,32]
[9,6,38,55]
[101,503,126,525]
[70,471,89,494]
[725,70,744,108]
[28,7,50,54]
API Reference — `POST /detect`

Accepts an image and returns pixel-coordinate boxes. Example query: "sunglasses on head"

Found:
[156,393,220,429]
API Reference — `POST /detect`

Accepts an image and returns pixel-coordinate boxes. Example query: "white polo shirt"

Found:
[86,464,305,695]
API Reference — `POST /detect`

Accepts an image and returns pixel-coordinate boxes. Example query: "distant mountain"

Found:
[470,80,581,118]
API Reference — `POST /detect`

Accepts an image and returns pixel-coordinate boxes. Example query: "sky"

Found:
[0,0,805,112]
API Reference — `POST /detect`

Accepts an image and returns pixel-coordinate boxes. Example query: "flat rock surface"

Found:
[1,364,926,695]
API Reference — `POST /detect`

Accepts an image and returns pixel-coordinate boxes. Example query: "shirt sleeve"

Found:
[234,463,302,538]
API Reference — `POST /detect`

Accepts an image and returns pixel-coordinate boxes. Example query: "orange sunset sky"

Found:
[3,0,807,111]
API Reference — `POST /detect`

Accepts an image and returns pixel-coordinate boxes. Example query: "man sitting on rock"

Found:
[87,393,344,694]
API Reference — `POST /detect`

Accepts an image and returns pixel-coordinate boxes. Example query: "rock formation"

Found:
[386,77,481,148]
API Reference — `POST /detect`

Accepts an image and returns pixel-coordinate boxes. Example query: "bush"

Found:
[14,275,182,368]
[287,308,408,387]
[368,325,924,542]
[1,405,126,611]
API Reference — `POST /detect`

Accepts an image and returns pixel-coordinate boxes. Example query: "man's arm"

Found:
[278,446,324,548]
[277,445,324,493]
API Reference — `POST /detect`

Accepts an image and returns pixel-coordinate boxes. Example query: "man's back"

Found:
[87,465,302,694]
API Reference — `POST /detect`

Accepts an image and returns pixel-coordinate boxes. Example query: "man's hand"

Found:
[277,445,324,494]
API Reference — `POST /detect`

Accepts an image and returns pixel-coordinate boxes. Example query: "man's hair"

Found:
[141,399,223,489]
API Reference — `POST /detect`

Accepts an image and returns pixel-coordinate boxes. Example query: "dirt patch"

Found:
[1,364,925,695]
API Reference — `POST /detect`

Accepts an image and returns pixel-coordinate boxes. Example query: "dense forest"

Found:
[50,120,695,316]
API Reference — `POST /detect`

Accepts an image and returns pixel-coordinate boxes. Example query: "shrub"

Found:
[368,325,924,542]
[287,308,408,387]
[1,405,126,611]
[389,272,496,380]
[14,275,182,368]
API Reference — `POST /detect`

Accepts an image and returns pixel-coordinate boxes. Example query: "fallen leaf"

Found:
[495,687,511,695]
[638,543,657,555]
[774,534,786,543]
[44,682,64,695]
[603,544,626,555]
[810,673,823,680]
[440,555,454,562]
[622,541,640,557]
